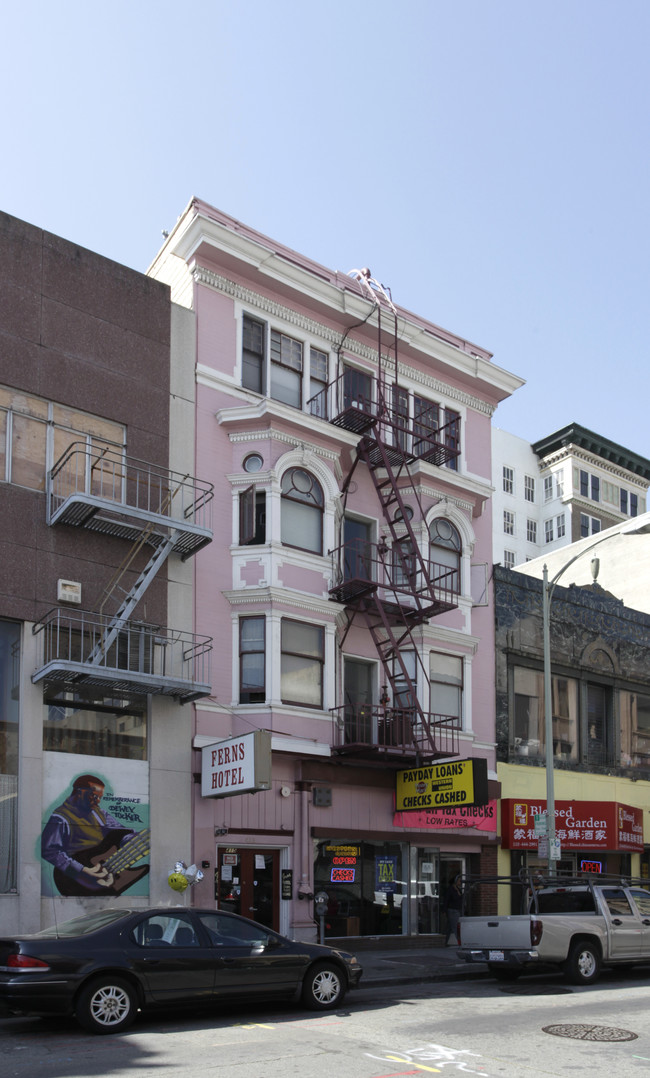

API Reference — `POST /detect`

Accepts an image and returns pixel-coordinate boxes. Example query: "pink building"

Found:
[149,199,522,942]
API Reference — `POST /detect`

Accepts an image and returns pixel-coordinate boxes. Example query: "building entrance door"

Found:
[216,847,280,931]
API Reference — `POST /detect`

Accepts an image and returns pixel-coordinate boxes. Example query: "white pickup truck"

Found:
[458,875,650,985]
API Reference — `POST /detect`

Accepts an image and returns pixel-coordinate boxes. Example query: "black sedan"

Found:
[0,906,362,1034]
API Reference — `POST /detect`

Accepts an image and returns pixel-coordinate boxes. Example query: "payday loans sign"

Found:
[395,757,488,812]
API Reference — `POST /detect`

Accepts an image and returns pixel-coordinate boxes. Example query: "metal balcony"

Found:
[331,704,460,764]
[308,371,460,468]
[329,539,458,621]
[47,443,214,559]
[32,609,212,704]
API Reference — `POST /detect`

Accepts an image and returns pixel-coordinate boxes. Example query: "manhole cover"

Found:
[543,1024,638,1042]
[499,984,572,995]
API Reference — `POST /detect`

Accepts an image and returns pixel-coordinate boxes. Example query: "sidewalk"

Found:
[341,941,488,989]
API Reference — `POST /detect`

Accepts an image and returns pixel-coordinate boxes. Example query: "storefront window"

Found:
[314,839,411,937]
[0,621,20,892]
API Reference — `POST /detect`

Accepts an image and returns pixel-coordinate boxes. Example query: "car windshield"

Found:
[31,910,131,938]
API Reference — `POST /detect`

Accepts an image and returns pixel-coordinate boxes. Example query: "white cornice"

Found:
[223,587,342,618]
[192,266,511,413]
[540,445,649,490]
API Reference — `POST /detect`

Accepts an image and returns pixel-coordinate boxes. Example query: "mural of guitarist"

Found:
[41,774,150,897]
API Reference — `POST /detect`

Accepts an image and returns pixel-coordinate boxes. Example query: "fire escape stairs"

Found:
[332,402,459,763]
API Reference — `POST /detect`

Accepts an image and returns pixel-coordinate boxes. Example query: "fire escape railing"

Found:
[33,608,212,704]
[331,704,461,760]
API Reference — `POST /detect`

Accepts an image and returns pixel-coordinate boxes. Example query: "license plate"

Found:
[488,950,505,961]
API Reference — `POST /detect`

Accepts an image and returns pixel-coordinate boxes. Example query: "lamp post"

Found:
[541,519,650,875]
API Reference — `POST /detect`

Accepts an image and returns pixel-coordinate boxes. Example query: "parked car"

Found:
[458,873,650,985]
[0,906,362,1034]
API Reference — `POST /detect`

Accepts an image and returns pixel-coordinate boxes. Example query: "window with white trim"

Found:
[503,510,514,536]
[430,652,463,727]
[429,519,461,593]
[504,549,516,569]
[239,617,265,703]
[580,514,601,537]
[241,314,330,414]
[544,518,554,543]
[544,476,553,501]
[280,468,324,554]
[503,466,514,494]
[281,619,324,707]
[526,519,537,543]
[555,468,564,498]
[557,513,566,538]
[524,475,535,502]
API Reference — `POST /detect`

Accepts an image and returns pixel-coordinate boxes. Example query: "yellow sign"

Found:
[395,758,488,811]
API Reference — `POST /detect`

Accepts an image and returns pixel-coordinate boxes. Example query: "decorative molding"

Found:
[193,266,495,415]
[223,586,340,618]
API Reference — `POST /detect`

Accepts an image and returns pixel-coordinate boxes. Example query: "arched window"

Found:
[429,518,461,594]
[281,468,324,554]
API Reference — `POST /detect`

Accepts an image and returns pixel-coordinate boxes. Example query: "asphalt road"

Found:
[4,967,650,1078]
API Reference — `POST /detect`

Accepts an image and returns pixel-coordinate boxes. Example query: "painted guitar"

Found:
[54,828,151,897]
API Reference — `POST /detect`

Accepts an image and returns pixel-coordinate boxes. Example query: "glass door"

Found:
[216,847,280,931]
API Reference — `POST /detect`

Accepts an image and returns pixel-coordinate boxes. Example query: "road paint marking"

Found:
[384,1056,441,1073]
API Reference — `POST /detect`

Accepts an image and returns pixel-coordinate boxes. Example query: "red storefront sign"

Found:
[501,799,644,851]
[393,800,497,832]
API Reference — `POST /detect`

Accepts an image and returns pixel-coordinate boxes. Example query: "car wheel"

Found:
[75,976,138,1034]
[488,964,521,982]
[302,962,345,1010]
[563,940,601,985]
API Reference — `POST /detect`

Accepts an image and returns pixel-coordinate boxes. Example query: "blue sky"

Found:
[3,1,648,454]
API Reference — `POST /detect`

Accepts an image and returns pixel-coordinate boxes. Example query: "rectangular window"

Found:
[620,690,650,769]
[580,470,589,497]
[544,518,554,543]
[281,619,324,708]
[621,489,628,514]
[444,409,460,471]
[631,493,638,517]
[392,385,410,451]
[580,513,589,538]
[393,650,417,710]
[242,314,265,395]
[309,347,328,418]
[557,513,566,538]
[526,519,537,543]
[270,330,302,409]
[524,475,535,503]
[591,475,600,502]
[555,469,564,498]
[503,510,514,535]
[413,396,439,456]
[239,486,266,545]
[239,617,266,703]
[544,475,553,501]
[587,683,613,766]
[43,699,147,760]
[513,667,577,761]
[430,652,463,726]
[504,550,516,569]
[503,466,514,494]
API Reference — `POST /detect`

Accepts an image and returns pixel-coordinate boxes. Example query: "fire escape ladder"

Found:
[356,431,440,615]
[86,482,185,666]
[359,594,439,757]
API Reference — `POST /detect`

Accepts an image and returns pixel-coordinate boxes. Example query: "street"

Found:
[4,968,650,1078]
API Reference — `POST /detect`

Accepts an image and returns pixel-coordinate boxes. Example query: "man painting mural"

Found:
[41,774,149,896]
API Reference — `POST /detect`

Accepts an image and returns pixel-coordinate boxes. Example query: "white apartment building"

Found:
[492,424,650,569]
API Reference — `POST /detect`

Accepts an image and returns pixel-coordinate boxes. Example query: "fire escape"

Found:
[312,271,462,765]
[32,443,214,705]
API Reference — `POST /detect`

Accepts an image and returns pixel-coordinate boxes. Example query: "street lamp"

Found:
[541,520,650,875]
